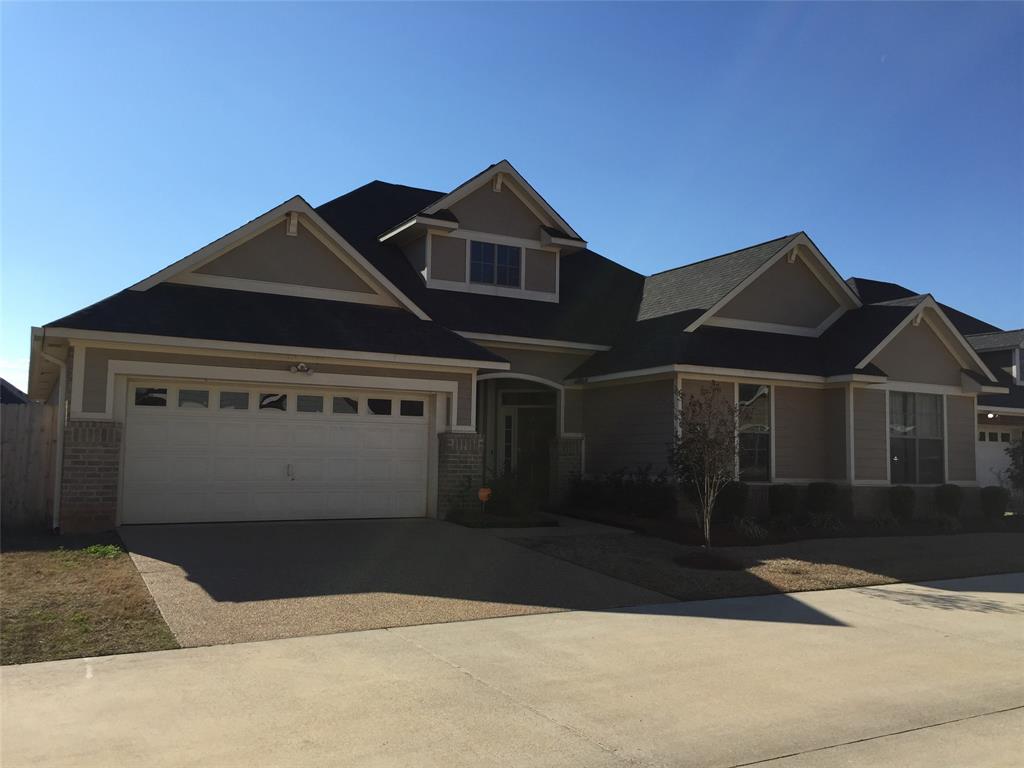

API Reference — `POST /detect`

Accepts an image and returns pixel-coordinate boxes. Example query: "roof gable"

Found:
[422,161,583,241]
[131,196,429,320]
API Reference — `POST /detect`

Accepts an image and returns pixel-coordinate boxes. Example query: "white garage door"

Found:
[121,381,431,524]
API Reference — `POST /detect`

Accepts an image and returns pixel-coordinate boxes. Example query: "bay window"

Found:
[889,392,944,484]
[738,384,771,481]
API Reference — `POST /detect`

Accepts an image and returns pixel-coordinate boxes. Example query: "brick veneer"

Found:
[437,431,484,520]
[548,435,584,505]
[60,420,122,533]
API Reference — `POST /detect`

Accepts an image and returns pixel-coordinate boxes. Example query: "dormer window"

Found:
[470,241,521,288]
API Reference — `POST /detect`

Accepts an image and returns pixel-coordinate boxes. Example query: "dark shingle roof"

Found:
[316,181,644,346]
[1,378,30,404]
[45,283,506,365]
[637,235,798,321]
[847,276,1002,335]
[968,329,1024,351]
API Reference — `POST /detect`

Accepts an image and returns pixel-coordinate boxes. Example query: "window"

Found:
[367,398,392,415]
[989,432,998,442]
[259,393,287,411]
[297,395,324,413]
[1001,433,1011,443]
[470,241,521,287]
[399,399,424,417]
[178,389,209,409]
[332,396,358,415]
[219,391,249,410]
[738,384,770,481]
[979,432,986,442]
[889,392,944,484]
[134,387,167,407]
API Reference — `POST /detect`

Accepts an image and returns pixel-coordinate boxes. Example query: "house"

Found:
[26,161,1012,532]
[967,329,1024,487]
[1,378,31,405]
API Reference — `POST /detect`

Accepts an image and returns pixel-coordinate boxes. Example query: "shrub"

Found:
[768,484,798,529]
[715,481,749,523]
[805,482,842,530]
[732,515,768,542]
[889,485,916,524]
[980,486,1010,520]
[934,484,962,520]
[566,466,676,518]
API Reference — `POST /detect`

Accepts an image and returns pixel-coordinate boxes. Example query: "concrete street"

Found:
[3,573,1023,767]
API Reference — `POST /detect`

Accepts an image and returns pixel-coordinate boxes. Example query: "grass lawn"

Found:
[511,531,1024,602]
[1,532,178,665]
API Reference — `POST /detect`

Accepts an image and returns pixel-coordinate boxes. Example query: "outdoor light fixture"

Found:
[289,363,314,375]
[987,412,996,420]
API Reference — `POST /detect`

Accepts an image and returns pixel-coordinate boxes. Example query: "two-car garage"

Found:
[120,380,434,524]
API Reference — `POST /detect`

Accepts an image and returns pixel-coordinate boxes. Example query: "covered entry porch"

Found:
[476,374,583,505]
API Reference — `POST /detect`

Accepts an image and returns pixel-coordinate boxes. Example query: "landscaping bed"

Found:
[511,531,1024,602]
[1,531,178,665]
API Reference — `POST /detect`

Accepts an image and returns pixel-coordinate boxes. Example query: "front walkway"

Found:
[4,574,1022,767]
[118,519,667,647]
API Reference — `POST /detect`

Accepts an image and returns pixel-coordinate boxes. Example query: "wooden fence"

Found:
[1,403,57,529]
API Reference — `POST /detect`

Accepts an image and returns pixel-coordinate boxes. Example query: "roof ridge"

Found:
[646,233,799,278]
[316,180,444,210]
[967,328,1024,337]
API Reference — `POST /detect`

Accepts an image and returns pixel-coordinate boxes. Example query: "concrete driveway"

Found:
[118,519,668,646]
[3,573,1022,767]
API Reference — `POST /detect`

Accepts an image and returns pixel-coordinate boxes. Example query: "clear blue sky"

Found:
[2,2,1022,390]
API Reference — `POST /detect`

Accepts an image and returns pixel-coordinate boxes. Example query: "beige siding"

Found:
[871,316,963,386]
[774,386,825,479]
[583,378,674,475]
[716,255,839,328]
[946,394,976,482]
[197,220,374,294]
[80,347,475,426]
[430,235,466,282]
[854,388,887,481]
[823,388,847,480]
[449,184,542,240]
[524,249,556,293]
[479,345,592,383]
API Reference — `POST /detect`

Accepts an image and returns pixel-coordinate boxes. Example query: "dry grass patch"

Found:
[1,533,177,665]
[512,532,1024,602]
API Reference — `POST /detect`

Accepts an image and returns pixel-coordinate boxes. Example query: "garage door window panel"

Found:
[368,398,393,416]
[178,389,209,409]
[400,399,425,417]
[297,394,324,414]
[219,391,250,410]
[332,396,359,415]
[259,393,288,412]
[135,387,168,407]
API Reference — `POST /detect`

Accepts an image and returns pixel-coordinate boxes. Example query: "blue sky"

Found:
[2,2,1021,390]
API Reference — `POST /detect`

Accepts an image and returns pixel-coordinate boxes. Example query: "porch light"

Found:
[290,363,313,375]
[987,412,996,420]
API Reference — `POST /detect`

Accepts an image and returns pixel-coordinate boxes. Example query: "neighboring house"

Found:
[966,329,1024,487]
[1,378,30,405]
[26,161,1010,532]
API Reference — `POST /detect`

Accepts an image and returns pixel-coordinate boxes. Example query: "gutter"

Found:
[38,331,67,532]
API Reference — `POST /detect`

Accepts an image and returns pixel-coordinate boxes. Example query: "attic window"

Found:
[470,241,521,288]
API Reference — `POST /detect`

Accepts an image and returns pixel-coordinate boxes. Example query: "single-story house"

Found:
[27,161,1016,532]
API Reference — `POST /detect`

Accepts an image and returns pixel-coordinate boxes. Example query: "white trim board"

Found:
[170,272,398,307]
[456,331,609,353]
[45,327,510,372]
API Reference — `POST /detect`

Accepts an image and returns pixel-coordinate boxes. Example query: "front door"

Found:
[515,406,556,501]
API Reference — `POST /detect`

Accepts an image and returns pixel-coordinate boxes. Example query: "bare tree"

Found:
[668,382,738,548]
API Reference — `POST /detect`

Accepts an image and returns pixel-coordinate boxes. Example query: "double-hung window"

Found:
[470,240,521,288]
[738,384,771,481]
[889,392,944,484]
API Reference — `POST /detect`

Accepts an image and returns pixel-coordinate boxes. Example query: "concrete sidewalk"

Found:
[3,574,1023,767]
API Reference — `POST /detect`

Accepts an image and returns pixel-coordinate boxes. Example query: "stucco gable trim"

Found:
[130,196,431,320]
[421,160,583,242]
[857,296,997,383]
[684,232,861,335]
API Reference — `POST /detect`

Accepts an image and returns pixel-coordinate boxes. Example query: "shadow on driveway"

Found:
[119,519,848,647]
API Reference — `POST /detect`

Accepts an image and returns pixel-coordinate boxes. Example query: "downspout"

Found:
[39,333,67,532]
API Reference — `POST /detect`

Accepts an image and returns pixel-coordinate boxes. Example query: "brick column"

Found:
[60,421,122,534]
[437,431,484,520]
[548,435,584,506]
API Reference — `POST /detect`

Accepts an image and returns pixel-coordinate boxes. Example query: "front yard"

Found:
[511,531,1024,602]
[1,533,177,665]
